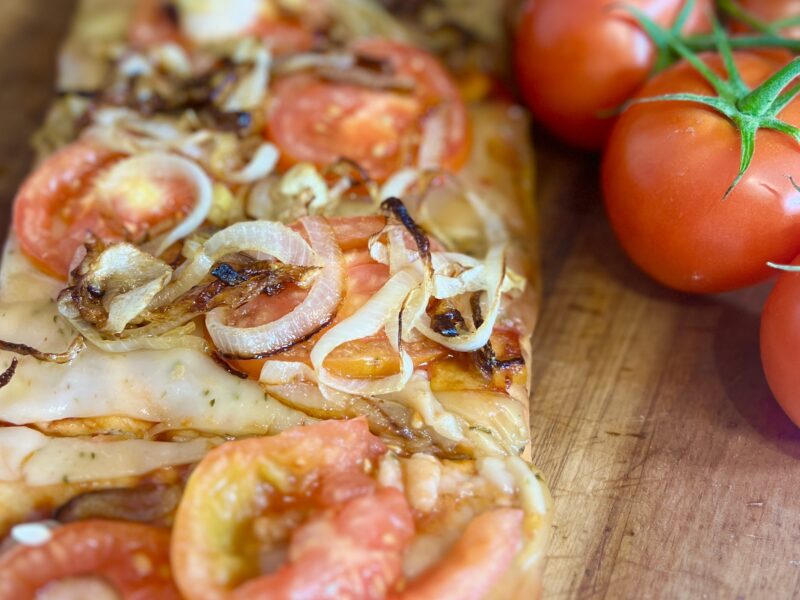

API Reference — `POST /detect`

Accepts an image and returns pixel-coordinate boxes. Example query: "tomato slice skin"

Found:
[0,520,179,600]
[514,0,711,149]
[129,0,183,48]
[761,256,800,427]
[266,40,469,180]
[230,488,412,600]
[171,419,412,600]
[13,140,123,278]
[602,51,800,293]
[13,141,200,279]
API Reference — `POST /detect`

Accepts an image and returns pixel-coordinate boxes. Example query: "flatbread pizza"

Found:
[0,1,550,598]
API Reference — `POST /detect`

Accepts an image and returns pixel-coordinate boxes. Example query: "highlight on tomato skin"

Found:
[760,257,800,428]
[601,51,800,294]
[513,0,712,150]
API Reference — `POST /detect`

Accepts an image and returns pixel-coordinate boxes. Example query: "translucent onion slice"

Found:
[431,251,524,299]
[176,0,262,42]
[415,245,507,352]
[96,152,214,258]
[382,373,465,442]
[220,39,272,112]
[153,220,319,307]
[206,217,344,358]
[417,108,447,170]
[310,268,421,395]
[227,143,279,184]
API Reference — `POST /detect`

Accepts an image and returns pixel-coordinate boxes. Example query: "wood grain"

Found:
[533,139,800,599]
[2,2,800,599]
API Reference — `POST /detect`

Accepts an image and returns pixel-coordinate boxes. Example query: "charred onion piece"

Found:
[55,483,183,526]
[470,293,523,377]
[430,300,466,338]
[381,197,431,264]
[0,358,18,389]
[317,67,414,92]
[0,337,85,365]
[210,351,249,379]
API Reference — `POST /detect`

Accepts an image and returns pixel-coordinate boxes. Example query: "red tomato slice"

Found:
[225,216,449,379]
[0,520,179,600]
[129,0,186,48]
[266,39,469,180]
[250,16,314,55]
[171,419,414,600]
[13,140,197,278]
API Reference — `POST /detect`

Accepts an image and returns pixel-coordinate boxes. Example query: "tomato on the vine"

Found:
[602,51,800,293]
[514,0,712,149]
[761,257,800,427]
[730,0,800,38]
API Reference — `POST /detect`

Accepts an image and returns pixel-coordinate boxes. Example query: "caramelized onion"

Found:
[206,217,345,358]
[55,484,183,526]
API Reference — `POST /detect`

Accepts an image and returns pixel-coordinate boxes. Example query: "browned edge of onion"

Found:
[0,358,18,390]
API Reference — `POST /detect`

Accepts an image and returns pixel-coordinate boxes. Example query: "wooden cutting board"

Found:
[2,1,799,598]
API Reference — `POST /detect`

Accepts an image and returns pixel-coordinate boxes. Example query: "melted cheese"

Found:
[0,426,213,485]
[0,238,312,436]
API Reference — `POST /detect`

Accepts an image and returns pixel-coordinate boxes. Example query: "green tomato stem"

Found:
[738,57,800,116]
[685,34,800,53]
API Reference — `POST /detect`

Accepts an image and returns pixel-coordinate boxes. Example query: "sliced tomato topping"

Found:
[171,419,414,600]
[250,16,315,55]
[327,215,386,251]
[266,39,469,180]
[13,141,197,278]
[0,520,179,600]
[129,0,183,48]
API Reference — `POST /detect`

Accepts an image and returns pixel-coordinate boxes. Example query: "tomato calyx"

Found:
[623,7,800,196]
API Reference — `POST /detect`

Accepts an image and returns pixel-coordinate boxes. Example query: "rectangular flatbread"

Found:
[0,2,550,598]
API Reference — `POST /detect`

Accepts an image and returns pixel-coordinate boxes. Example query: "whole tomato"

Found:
[760,257,800,427]
[602,51,800,293]
[514,0,711,149]
[731,0,800,38]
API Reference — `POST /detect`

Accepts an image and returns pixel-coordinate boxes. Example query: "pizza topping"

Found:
[0,426,213,486]
[206,217,345,358]
[55,484,183,527]
[0,337,85,365]
[0,520,180,600]
[171,418,405,600]
[0,359,17,391]
[265,39,469,181]
[169,419,542,600]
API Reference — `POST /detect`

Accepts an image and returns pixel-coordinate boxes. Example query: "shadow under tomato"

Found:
[712,286,800,459]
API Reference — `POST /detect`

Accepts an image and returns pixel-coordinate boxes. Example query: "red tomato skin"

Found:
[761,257,800,427]
[0,520,179,600]
[12,140,122,278]
[602,52,800,293]
[514,0,711,149]
[266,40,468,180]
[734,0,800,38]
